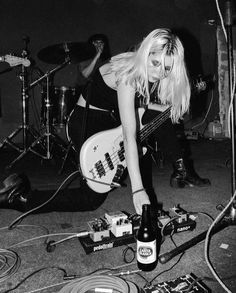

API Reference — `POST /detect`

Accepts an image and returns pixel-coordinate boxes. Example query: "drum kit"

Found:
[0,39,96,171]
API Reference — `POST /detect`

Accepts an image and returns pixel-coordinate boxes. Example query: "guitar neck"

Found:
[138,107,171,143]
[136,75,211,143]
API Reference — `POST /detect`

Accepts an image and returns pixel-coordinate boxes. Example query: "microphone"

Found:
[21,35,30,59]
[158,249,180,264]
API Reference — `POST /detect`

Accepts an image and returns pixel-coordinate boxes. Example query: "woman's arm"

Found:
[81,45,103,78]
[81,53,100,78]
[117,82,150,215]
[146,102,169,112]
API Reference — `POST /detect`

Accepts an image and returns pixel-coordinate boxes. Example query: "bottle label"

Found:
[137,240,156,264]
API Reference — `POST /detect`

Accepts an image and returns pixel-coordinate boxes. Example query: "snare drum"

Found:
[41,86,78,127]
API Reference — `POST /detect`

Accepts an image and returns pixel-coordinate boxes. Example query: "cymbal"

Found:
[37,42,96,64]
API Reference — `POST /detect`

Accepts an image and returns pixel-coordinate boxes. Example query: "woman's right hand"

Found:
[132,190,150,215]
[95,43,104,57]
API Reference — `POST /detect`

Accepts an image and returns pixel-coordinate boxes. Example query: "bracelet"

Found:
[132,188,145,196]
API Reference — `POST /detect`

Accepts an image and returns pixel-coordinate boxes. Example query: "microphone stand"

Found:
[226,0,236,222]
[158,0,236,265]
[0,37,40,161]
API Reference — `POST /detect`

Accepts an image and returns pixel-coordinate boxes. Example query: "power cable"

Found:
[4,266,67,293]
[204,191,236,293]
[8,169,81,229]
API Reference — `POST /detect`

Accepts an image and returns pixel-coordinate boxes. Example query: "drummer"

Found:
[74,33,111,94]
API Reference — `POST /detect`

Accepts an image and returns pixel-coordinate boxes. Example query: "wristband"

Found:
[132,188,145,196]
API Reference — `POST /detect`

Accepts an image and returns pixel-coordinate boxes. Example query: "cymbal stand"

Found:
[6,59,70,169]
[0,39,40,159]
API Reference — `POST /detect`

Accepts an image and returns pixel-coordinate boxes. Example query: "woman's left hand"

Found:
[132,190,150,215]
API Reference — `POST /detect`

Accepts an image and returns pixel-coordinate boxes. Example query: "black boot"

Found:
[170,158,211,188]
[0,173,31,211]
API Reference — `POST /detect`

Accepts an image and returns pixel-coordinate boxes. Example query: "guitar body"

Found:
[80,125,126,193]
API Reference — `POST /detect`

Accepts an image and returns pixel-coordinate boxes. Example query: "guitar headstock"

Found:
[0,54,30,67]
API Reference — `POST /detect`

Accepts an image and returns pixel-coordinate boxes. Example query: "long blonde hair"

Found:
[110,28,191,123]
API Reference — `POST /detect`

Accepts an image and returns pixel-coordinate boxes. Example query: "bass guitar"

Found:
[79,107,171,193]
[0,54,30,67]
[79,74,212,193]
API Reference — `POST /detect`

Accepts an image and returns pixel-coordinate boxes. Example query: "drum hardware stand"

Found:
[6,59,71,169]
[0,41,41,165]
[158,1,236,272]
[57,108,79,174]
[58,140,78,174]
[60,80,93,175]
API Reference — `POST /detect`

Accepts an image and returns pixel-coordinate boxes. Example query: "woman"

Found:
[69,28,191,215]
[74,33,111,91]
[0,28,191,215]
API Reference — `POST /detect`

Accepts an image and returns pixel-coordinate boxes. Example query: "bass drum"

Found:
[41,86,78,128]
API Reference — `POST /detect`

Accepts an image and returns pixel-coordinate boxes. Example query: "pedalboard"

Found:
[143,273,211,293]
[80,211,135,254]
[79,206,196,254]
[79,230,135,254]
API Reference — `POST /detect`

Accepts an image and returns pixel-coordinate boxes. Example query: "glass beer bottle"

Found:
[137,204,157,271]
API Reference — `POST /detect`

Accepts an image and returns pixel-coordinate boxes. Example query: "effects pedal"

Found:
[143,273,211,293]
[169,204,189,223]
[158,206,196,235]
[88,218,110,242]
[104,211,133,237]
[157,210,171,226]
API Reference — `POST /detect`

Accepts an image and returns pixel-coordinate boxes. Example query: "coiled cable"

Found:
[0,248,21,282]
[58,274,140,293]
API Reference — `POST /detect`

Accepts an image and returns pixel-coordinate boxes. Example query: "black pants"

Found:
[25,107,183,213]
[26,106,121,213]
[142,109,185,162]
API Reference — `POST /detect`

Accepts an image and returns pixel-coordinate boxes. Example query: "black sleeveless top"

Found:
[82,68,119,113]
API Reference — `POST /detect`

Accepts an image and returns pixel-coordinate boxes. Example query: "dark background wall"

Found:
[0,0,221,139]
